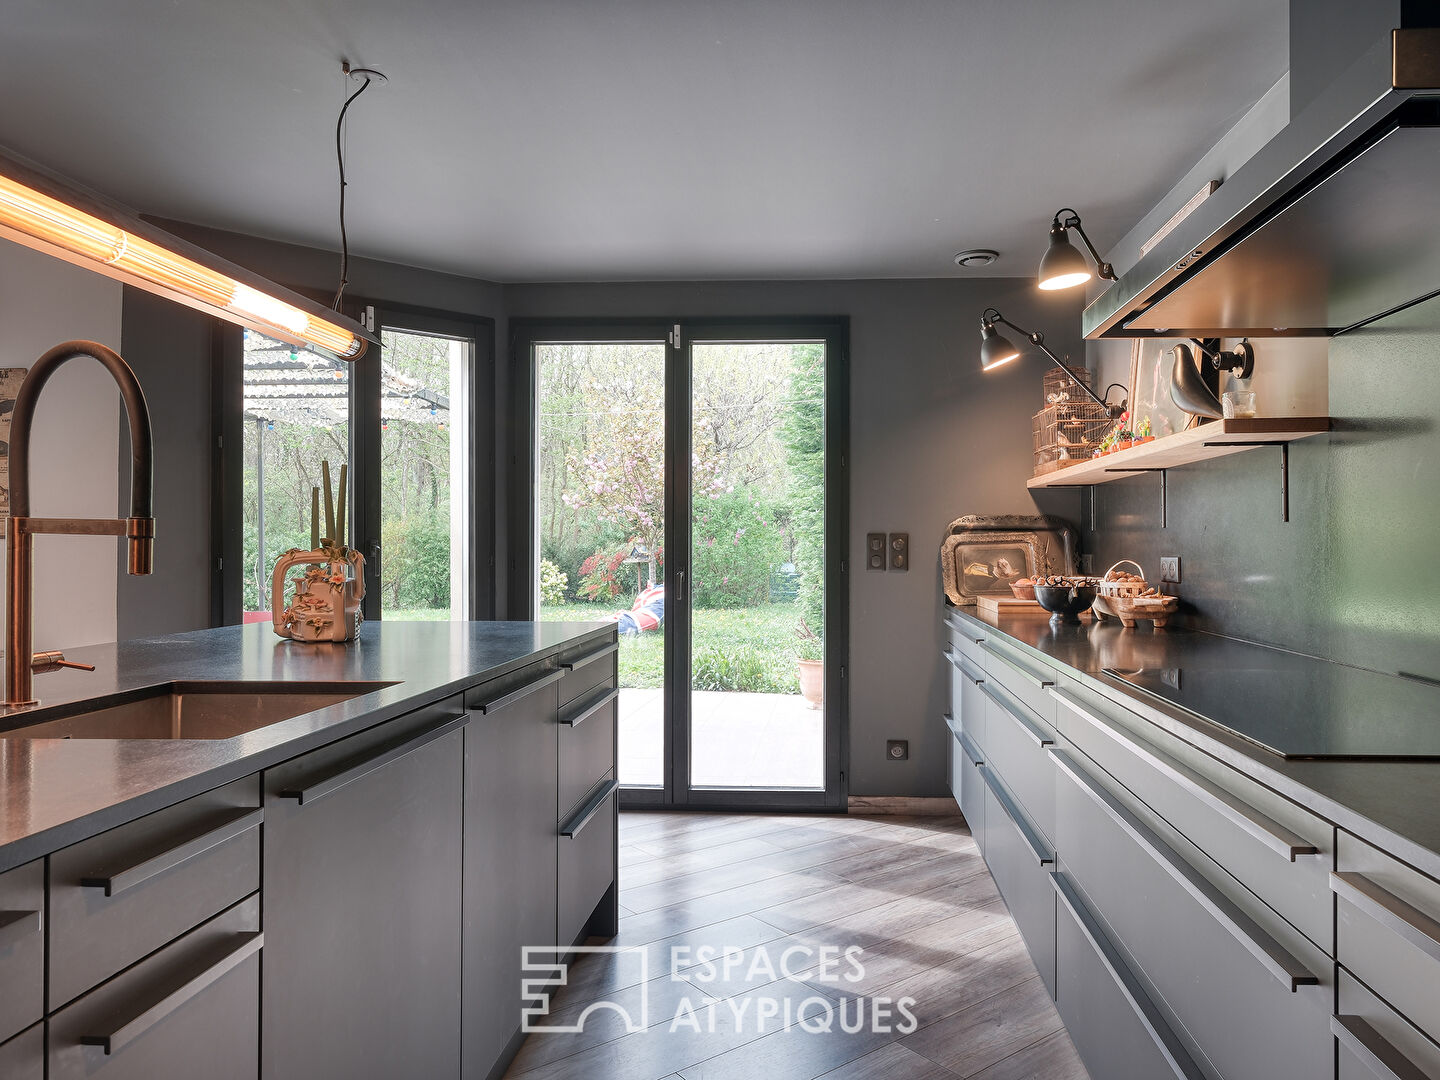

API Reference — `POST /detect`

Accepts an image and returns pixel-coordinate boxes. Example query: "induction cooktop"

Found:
[1103,664,1440,760]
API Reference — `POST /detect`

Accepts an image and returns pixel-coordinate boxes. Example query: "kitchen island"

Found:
[943,606,1440,1080]
[0,619,619,1080]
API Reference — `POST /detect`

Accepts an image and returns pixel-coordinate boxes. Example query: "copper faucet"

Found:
[4,341,154,707]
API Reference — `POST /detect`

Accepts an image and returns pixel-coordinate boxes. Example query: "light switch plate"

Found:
[889,533,909,571]
[867,533,887,571]
[1160,556,1181,583]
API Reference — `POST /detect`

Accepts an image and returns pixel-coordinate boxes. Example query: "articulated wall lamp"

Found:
[978,308,1112,410]
[1038,208,1116,291]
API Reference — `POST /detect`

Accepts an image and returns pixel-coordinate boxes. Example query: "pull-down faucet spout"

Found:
[4,341,155,707]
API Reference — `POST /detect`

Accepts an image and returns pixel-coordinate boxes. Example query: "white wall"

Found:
[0,241,123,649]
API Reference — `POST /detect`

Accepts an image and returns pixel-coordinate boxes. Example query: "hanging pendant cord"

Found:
[331,74,372,311]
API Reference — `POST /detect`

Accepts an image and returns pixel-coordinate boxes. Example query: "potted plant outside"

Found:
[796,621,824,709]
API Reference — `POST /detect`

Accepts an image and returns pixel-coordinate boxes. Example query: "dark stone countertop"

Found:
[946,606,1440,882]
[0,620,612,872]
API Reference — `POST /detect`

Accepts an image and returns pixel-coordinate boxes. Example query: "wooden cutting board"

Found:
[976,594,1047,619]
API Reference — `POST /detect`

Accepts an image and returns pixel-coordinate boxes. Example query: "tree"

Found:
[781,345,825,635]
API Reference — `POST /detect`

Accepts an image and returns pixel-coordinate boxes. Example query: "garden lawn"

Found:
[540,600,803,693]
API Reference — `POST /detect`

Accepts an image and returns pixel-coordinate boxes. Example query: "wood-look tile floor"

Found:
[505,811,1089,1080]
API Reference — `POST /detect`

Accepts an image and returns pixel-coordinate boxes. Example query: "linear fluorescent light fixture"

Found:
[0,152,376,359]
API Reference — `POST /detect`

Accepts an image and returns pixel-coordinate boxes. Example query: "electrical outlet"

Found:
[886,740,909,761]
[889,533,909,571]
[1160,556,1181,583]
[866,533,886,571]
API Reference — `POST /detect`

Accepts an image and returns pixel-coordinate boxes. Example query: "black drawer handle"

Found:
[1331,871,1440,964]
[943,612,983,643]
[943,712,962,739]
[978,641,1053,689]
[978,762,1053,866]
[0,908,41,950]
[1051,747,1319,991]
[80,807,263,897]
[1048,686,1319,862]
[478,668,564,714]
[560,779,618,838]
[280,714,467,805]
[562,686,619,727]
[1051,872,1206,1080]
[1332,1015,1429,1080]
[80,931,262,1055]
[978,681,1053,747]
[560,641,618,672]
[959,730,984,768]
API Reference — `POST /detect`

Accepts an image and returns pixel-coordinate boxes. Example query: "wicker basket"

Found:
[1033,401,1112,475]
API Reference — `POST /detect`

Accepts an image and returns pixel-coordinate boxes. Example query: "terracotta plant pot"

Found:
[1115,439,1133,451]
[1136,436,1155,444]
[797,659,824,710]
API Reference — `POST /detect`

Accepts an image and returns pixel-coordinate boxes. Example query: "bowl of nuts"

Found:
[1032,575,1101,624]
[1010,577,1037,601]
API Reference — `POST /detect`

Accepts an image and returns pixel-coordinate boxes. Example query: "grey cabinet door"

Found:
[0,860,43,1043]
[0,1024,42,1080]
[262,701,466,1080]
[463,671,559,1079]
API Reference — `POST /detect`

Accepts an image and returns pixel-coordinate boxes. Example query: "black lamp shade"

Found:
[1038,225,1093,291]
[980,323,1021,371]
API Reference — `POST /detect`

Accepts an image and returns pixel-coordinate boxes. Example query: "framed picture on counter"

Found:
[1128,338,1197,439]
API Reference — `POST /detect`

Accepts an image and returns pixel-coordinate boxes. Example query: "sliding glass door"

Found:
[518,319,847,811]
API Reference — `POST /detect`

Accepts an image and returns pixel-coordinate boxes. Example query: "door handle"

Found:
[676,569,686,603]
[1051,747,1319,991]
[562,686,619,727]
[80,807,263,897]
[79,932,263,1055]
[279,714,467,804]
[476,668,563,713]
[560,642,618,672]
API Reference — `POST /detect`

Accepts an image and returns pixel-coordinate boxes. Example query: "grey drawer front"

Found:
[959,733,985,845]
[943,611,986,668]
[982,774,1056,996]
[0,1024,42,1080]
[1336,970,1440,1080]
[49,895,260,1080]
[48,775,261,1010]
[946,717,961,805]
[1054,747,1332,1080]
[978,638,1055,724]
[1054,872,1206,1080]
[560,685,618,821]
[981,680,1055,844]
[558,638,618,707]
[1052,678,1332,951]
[559,778,617,948]
[0,860,43,1043]
[1336,830,1440,1044]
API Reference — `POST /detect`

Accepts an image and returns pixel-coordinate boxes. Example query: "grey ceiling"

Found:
[0,1,1287,283]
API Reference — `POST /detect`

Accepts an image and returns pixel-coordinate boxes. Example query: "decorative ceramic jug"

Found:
[271,548,366,643]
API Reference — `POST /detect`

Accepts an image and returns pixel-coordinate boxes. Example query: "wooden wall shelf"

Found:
[1026,417,1333,489]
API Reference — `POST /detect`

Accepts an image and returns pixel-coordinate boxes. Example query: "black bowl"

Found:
[1033,583,1098,624]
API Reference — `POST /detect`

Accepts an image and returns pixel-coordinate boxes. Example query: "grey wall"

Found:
[117,287,215,639]
[502,279,1083,796]
[1083,301,1440,683]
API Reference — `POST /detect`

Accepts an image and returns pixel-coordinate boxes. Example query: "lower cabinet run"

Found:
[941,612,1440,1080]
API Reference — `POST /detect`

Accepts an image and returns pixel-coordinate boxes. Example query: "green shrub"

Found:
[782,345,825,636]
[691,644,796,694]
[539,559,569,605]
[691,491,784,608]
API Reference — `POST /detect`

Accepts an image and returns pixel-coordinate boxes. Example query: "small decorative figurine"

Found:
[271,460,365,643]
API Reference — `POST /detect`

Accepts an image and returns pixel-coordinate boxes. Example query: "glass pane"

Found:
[689,342,825,790]
[535,342,667,789]
[242,330,350,621]
[379,328,471,620]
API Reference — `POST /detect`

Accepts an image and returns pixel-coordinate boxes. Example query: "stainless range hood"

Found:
[1083,25,1440,340]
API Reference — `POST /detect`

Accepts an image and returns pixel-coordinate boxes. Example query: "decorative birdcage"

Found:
[1042,364,1093,406]
[1033,401,1112,475]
